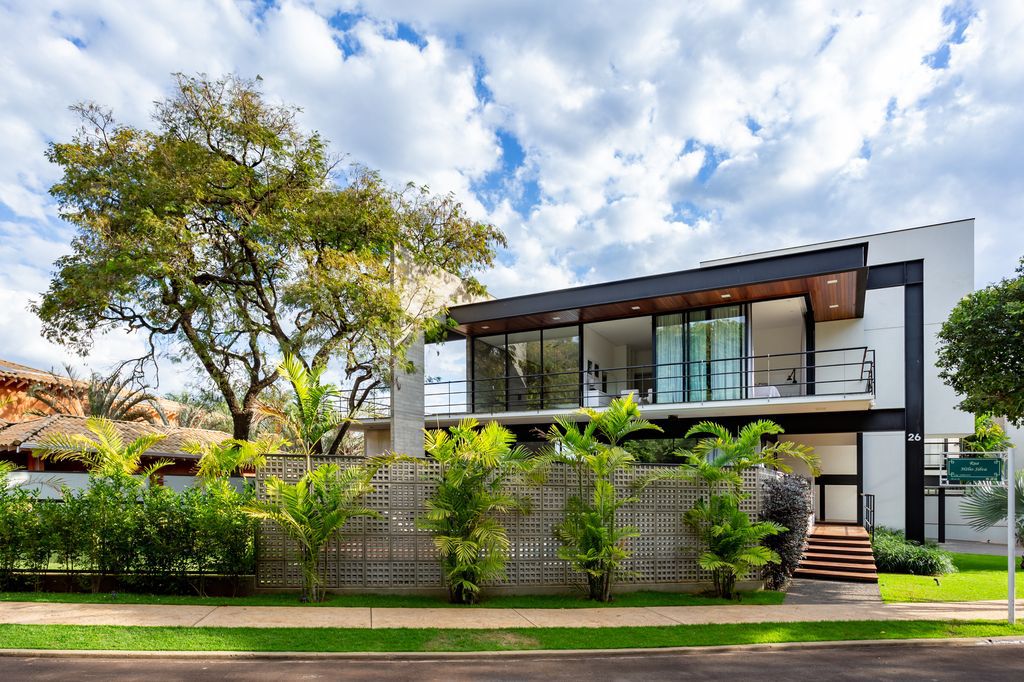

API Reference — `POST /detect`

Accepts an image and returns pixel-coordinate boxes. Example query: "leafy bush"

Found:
[686,492,784,599]
[421,420,534,604]
[761,475,813,590]
[0,472,257,594]
[872,527,956,575]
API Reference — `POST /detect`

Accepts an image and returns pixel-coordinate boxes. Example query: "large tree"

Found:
[936,260,1024,426]
[37,73,504,439]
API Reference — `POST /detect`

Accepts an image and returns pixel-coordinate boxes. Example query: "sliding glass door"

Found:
[655,304,747,404]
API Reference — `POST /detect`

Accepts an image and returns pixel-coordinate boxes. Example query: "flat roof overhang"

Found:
[448,242,868,335]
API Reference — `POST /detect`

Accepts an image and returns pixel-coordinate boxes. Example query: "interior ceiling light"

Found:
[828,304,839,309]
[826,279,839,285]
[720,293,732,299]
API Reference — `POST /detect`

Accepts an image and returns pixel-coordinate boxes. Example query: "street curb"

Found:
[1,635,1023,660]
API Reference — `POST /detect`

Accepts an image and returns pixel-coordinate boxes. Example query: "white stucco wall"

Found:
[862,431,907,530]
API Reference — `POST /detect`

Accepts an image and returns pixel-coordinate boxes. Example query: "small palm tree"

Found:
[260,355,344,469]
[541,393,662,601]
[421,419,534,604]
[961,471,1024,569]
[673,420,821,492]
[962,415,1013,453]
[242,461,382,602]
[184,435,288,484]
[685,493,785,599]
[28,366,167,424]
[33,416,171,482]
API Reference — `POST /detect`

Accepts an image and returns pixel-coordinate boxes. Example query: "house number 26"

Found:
[907,433,922,442]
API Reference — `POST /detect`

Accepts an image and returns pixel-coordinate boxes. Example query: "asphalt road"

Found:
[5,641,1024,681]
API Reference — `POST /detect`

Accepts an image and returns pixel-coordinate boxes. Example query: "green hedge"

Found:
[871,527,956,576]
[0,476,256,594]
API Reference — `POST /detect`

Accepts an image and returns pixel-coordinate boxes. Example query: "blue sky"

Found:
[1,0,1023,391]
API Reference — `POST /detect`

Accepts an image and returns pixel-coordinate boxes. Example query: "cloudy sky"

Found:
[1,0,1022,391]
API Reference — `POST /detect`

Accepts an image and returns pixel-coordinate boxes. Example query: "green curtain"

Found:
[655,314,684,403]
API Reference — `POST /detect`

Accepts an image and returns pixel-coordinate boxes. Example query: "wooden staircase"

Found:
[793,524,878,583]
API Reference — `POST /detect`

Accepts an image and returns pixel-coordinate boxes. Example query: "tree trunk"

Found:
[232,411,253,440]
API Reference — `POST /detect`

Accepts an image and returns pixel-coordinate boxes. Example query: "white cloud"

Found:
[1,0,1023,390]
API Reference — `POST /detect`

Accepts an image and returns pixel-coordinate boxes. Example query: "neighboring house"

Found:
[359,219,1009,544]
[0,414,231,495]
[0,357,185,425]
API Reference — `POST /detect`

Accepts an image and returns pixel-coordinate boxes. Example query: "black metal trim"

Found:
[451,243,868,324]
[904,269,926,542]
[817,474,859,486]
[804,293,816,396]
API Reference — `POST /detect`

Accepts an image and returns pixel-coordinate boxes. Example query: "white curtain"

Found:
[655,314,684,403]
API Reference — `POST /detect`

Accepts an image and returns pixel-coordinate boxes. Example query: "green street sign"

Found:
[947,457,1003,483]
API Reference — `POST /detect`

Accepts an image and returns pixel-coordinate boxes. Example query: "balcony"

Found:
[358,347,875,422]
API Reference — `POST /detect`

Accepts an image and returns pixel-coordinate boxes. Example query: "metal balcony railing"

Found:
[360,346,875,420]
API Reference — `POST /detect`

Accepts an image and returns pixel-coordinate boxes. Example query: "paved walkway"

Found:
[0,599,1020,630]
[783,578,882,605]
[938,539,1022,557]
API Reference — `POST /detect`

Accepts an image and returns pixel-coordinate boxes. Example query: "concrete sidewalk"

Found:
[0,599,1020,630]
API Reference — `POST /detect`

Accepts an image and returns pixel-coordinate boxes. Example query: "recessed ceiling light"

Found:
[630,305,641,311]
[552,316,561,320]
[720,293,732,299]
[826,279,839,285]
[481,325,490,330]
[828,304,839,309]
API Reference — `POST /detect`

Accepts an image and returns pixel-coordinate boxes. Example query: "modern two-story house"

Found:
[360,219,994,544]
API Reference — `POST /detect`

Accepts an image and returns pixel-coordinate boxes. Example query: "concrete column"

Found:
[391,334,425,458]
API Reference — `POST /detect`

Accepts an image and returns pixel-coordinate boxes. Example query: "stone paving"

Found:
[783,578,883,605]
[0,599,1020,630]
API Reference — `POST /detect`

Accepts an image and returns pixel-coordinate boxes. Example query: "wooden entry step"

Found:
[793,524,878,584]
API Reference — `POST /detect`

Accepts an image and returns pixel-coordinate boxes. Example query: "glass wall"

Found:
[472,334,507,412]
[655,304,747,404]
[543,326,581,408]
[472,327,580,412]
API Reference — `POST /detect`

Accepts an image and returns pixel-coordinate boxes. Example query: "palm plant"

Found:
[261,355,345,469]
[541,393,662,601]
[243,461,382,602]
[961,471,1024,568]
[184,435,288,485]
[421,419,534,604]
[28,365,167,424]
[164,389,233,433]
[685,493,785,599]
[672,420,821,493]
[33,416,171,482]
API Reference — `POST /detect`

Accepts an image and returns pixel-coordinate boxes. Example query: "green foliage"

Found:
[761,475,813,590]
[685,493,784,599]
[421,420,534,604]
[622,437,694,463]
[32,416,171,481]
[671,420,821,492]
[184,435,287,484]
[937,260,1024,425]
[871,528,957,576]
[962,414,1014,453]
[540,394,662,601]
[164,388,233,433]
[0,471,256,595]
[261,355,343,461]
[243,461,384,602]
[961,470,1024,568]
[37,73,505,439]
[28,365,167,424]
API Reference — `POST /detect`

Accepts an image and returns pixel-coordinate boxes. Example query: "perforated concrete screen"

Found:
[256,456,775,592]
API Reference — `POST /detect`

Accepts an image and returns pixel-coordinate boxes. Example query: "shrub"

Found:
[422,420,534,604]
[761,475,813,590]
[872,527,956,575]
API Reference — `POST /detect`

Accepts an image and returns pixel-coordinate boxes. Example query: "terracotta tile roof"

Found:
[0,359,83,389]
[0,414,231,459]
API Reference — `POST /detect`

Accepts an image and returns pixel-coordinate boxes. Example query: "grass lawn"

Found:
[0,589,784,609]
[879,552,1024,603]
[0,620,1021,652]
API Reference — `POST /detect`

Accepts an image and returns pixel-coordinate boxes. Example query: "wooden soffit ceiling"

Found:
[455,269,866,335]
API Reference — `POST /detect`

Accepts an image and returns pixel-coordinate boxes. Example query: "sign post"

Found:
[1009,449,1016,626]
